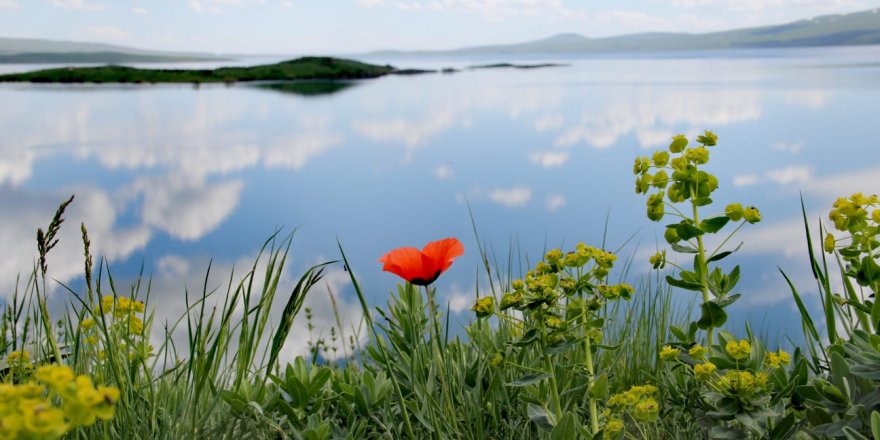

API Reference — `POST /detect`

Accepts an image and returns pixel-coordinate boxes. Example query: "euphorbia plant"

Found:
[634,131,760,348]
[474,243,658,438]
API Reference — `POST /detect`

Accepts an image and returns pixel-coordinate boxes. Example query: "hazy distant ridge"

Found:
[0,37,226,63]
[368,8,880,56]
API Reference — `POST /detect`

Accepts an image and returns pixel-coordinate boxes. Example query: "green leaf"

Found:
[676,222,705,241]
[694,197,714,207]
[512,328,539,347]
[666,275,703,292]
[527,403,557,431]
[507,373,552,387]
[699,216,730,233]
[670,325,690,342]
[843,427,870,440]
[769,412,796,440]
[871,411,880,440]
[715,294,740,308]
[671,242,699,254]
[697,301,727,329]
[550,413,578,440]
[589,373,609,400]
[220,390,248,413]
[707,244,743,263]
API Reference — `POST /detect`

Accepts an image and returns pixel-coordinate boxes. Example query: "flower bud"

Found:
[743,206,761,223]
[725,203,744,221]
[669,134,688,153]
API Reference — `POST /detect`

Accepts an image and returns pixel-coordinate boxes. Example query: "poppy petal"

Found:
[379,247,425,283]
[422,237,464,272]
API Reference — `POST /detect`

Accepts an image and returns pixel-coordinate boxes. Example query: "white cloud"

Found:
[357,0,385,6]
[785,89,830,109]
[546,194,566,212]
[131,7,149,14]
[771,141,803,154]
[767,165,812,185]
[534,114,564,132]
[804,166,880,198]
[353,111,456,149]
[488,187,532,208]
[0,0,17,9]
[53,0,104,10]
[555,89,761,149]
[435,163,454,179]
[137,175,244,241]
[733,174,760,187]
[529,150,569,168]
[0,188,150,300]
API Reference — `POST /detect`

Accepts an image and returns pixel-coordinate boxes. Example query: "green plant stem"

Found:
[692,200,714,349]
[539,315,563,419]
[583,329,599,435]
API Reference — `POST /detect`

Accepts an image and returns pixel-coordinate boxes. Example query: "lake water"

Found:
[2,46,879,356]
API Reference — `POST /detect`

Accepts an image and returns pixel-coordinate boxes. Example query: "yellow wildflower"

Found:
[693,362,717,381]
[659,345,680,361]
[688,344,707,359]
[725,339,751,360]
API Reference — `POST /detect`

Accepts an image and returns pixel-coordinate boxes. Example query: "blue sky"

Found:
[2,0,880,54]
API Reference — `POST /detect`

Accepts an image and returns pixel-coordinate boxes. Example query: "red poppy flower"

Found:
[378,237,464,286]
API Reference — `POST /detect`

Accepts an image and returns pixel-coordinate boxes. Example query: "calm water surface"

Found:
[2,46,879,355]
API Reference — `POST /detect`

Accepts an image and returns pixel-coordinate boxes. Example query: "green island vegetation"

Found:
[0,57,397,84]
[3,132,880,439]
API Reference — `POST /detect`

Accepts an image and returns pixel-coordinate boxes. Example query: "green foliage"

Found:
[0,57,395,84]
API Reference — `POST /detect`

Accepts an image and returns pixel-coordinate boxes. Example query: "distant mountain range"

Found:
[367,8,880,57]
[2,8,879,64]
[0,37,228,64]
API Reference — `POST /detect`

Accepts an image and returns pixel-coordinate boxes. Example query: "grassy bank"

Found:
[2,131,880,439]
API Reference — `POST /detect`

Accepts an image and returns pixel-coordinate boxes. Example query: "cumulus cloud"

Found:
[546,194,566,212]
[529,150,569,168]
[554,89,762,149]
[53,0,104,10]
[488,187,532,208]
[136,175,244,241]
[0,188,151,300]
[435,163,454,179]
[771,141,803,154]
[767,165,812,185]
[733,174,760,187]
[534,114,564,132]
[353,111,456,149]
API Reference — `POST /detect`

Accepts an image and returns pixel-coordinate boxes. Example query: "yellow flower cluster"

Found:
[635,131,740,224]
[715,370,769,397]
[5,350,31,372]
[471,296,494,318]
[688,344,708,359]
[100,295,145,318]
[81,296,151,362]
[725,339,751,361]
[764,350,791,368]
[0,364,119,440]
[829,192,878,234]
[659,345,680,361]
[500,244,624,313]
[693,362,717,381]
[606,384,659,424]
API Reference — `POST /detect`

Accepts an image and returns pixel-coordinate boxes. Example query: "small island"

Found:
[0,57,397,84]
[0,57,570,84]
